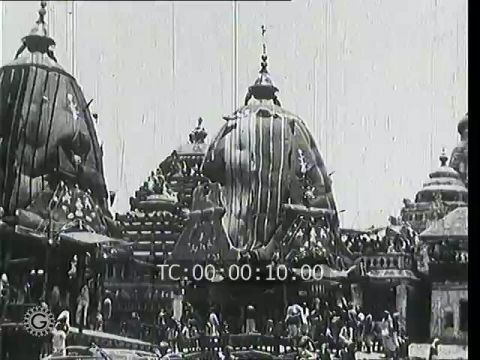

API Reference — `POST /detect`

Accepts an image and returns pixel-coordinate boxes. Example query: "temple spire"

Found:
[15,1,56,60]
[244,25,281,106]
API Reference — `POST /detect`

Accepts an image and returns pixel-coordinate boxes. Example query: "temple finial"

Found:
[261,25,267,55]
[189,117,208,145]
[15,0,56,59]
[439,148,448,167]
[260,25,268,74]
[244,25,281,106]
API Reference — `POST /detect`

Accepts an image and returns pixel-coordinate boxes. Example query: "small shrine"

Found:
[400,149,467,234]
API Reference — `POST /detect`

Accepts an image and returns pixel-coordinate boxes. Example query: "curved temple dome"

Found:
[0,2,112,234]
[203,105,338,252]
[173,29,338,262]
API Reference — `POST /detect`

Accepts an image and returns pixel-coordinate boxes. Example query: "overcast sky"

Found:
[1,0,467,229]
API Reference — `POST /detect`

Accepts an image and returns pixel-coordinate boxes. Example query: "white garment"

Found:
[339,326,352,346]
[286,304,303,319]
[52,329,66,356]
[301,307,310,325]
[245,319,256,334]
[181,326,190,338]
[103,298,112,320]
[209,312,220,336]
[172,293,183,322]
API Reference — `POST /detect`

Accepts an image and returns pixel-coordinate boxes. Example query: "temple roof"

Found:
[420,206,468,240]
[427,154,463,180]
[417,184,467,196]
[414,149,467,201]
[0,1,111,225]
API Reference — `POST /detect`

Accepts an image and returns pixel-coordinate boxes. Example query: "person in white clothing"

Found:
[76,285,89,327]
[301,302,310,334]
[51,325,67,356]
[52,311,70,356]
[245,305,257,334]
[172,290,183,323]
[0,273,9,320]
[208,307,220,336]
[103,296,112,320]
[285,303,303,338]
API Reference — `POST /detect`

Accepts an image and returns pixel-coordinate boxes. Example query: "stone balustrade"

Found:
[359,252,414,270]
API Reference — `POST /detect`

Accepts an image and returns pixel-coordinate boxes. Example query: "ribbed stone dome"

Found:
[201,45,337,252]
[0,1,108,216]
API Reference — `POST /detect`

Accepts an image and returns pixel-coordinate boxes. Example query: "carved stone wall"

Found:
[430,282,468,341]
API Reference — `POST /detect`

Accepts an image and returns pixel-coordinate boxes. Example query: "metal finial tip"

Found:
[37,1,47,24]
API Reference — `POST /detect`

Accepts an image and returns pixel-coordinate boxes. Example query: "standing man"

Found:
[245,305,257,334]
[172,288,184,323]
[52,311,70,357]
[102,294,112,331]
[285,303,302,338]
[76,284,89,328]
[208,306,220,337]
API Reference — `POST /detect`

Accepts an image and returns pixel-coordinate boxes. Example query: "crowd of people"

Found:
[89,292,409,360]
[340,228,416,257]
[0,218,441,360]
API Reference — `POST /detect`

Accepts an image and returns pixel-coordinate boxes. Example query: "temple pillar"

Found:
[396,283,408,332]
[351,283,363,309]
